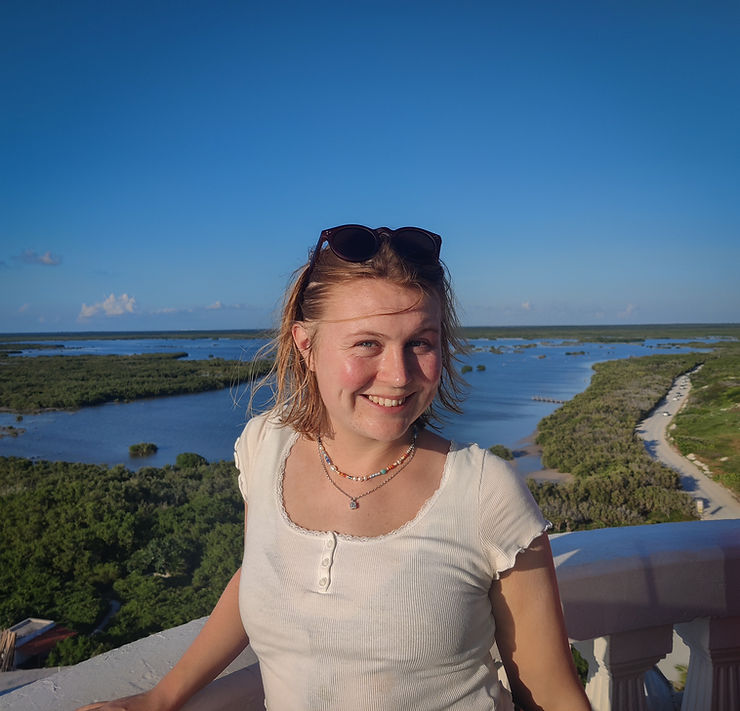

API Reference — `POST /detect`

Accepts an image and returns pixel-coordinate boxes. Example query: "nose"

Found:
[380,346,411,387]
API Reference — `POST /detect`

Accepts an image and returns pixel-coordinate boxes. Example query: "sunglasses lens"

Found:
[328,226,378,262]
[392,229,440,262]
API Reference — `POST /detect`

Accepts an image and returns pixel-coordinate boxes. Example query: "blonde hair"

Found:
[251,239,467,437]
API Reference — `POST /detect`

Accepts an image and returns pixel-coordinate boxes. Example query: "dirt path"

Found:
[635,369,740,520]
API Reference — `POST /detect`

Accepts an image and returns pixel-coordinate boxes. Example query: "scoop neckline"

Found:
[276,429,458,542]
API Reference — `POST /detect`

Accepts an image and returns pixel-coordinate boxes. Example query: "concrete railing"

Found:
[3,519,739,711]
[554,519,740,710]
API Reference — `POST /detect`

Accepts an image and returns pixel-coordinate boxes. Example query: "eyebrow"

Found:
[344,324,441,339]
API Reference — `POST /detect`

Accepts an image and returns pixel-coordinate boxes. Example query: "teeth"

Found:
[367,395,406,407]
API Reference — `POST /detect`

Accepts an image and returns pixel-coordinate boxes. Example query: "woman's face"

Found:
[293,278,442,446]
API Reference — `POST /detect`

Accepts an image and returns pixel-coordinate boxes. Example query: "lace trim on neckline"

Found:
[275,431,458,543]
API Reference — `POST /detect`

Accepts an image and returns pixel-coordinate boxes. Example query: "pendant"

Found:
[349,499,359,510]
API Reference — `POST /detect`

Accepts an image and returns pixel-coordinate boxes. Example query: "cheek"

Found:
[423,351,443,383]
[332,358,374,391]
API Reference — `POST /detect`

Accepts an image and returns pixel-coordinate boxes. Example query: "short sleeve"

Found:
[478,449,550,579]
[233,413,270,502]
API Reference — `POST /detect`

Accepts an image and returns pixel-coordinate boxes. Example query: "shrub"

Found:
[461,365,473,374]
[129,442,158,457]
[489,444,514,460]
[0,456,242,668]
[176,452,208,468]
[46,634,111,667]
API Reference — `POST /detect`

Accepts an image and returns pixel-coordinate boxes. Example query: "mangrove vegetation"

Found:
[489,444,514,460]
[0,352,271,413]
[0,455,243,666]
[459,323,740,343]
[529,352,711,531]
[129,442,158,457]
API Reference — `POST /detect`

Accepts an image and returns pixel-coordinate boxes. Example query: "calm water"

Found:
[8,336,266,361]
[0,337,710,472]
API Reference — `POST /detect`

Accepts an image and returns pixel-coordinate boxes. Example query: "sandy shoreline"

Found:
[513,431,574,484]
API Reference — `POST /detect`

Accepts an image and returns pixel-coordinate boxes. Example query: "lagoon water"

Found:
[7,336,267,361]
[0,337,709,472]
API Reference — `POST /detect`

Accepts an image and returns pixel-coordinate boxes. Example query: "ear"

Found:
[291,322,315,371]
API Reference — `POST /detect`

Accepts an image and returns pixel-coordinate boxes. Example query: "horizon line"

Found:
[1,322,739,340]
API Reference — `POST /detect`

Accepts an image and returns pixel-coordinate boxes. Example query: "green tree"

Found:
[176,452,208,468]
[129,442,158,457]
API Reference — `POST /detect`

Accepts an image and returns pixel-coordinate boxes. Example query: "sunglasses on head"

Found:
[306,224,442,277]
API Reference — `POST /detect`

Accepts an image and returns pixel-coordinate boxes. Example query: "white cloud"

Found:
[20,249,62,266]
[205,301,253,312]
[521,301,532,311]
[618,303,637,319]
[18,303,30,313]
[78,293,137,320]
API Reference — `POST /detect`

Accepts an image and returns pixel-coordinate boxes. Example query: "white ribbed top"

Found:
[234,414,548,711]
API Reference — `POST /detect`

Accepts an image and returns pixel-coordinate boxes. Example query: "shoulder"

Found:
[454,442,549,578]
[234,413,296,502]
[448,440,517,485]
[234,413,292,472]
[444,439,537,516]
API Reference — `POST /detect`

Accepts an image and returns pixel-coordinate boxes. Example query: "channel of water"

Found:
[0,337,711,474]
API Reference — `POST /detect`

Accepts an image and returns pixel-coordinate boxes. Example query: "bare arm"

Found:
[151,565,249,709]
[77,504,250,711]
[490,533,591,711]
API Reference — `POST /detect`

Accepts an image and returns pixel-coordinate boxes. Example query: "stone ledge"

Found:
[0,668,63,696]
[551,519,740,640]
[0,618,263,711]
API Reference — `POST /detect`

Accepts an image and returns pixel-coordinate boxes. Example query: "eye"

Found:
[408,339,433,352]
[355,340,380,349]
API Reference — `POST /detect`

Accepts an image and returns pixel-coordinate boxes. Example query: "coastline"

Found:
[516,369,740,513]
[513,431,574,484]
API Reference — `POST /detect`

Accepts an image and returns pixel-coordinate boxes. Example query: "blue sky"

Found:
[2,0,738,332]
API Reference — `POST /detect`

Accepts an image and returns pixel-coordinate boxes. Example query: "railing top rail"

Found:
[551,519,740,639]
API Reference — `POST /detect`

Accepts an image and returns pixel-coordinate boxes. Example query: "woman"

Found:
[79,225,590,710]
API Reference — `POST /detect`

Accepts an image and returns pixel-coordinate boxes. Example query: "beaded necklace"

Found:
[319,442,416,510]
[317,427,417,482]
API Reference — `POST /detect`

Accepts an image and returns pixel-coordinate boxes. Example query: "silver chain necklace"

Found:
[318,441,416,510]
[317,428,417,482]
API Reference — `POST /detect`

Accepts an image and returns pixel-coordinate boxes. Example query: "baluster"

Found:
[573,625,673,711]
[677,616,740,711]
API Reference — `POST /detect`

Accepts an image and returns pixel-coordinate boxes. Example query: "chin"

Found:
[361,418,418,442]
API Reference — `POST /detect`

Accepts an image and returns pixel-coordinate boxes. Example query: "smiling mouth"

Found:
[365,394,409,408]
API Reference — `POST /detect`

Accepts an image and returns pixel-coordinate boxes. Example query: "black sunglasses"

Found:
[306,224,442,277]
